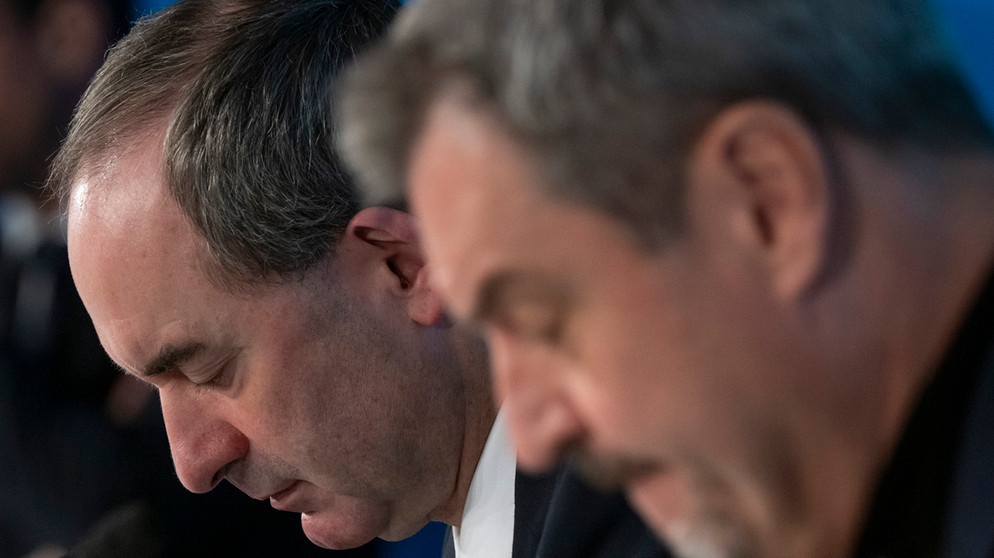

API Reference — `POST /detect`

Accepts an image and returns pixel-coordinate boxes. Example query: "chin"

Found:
[627,472,756,558]
[660,519,755,558]
[299,510,386,550]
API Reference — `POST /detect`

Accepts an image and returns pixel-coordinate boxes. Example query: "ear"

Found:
[686,101,831,300]
[345,207,448,326]
[35,0,109,86]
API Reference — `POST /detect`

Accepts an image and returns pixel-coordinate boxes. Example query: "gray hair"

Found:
[50,0,400,284]
[338,0,994,247]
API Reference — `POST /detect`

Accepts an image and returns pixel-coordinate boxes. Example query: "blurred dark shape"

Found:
[67,502,165,558]
[1,0,144,551]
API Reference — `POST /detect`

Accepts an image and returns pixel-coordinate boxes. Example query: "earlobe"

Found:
[691,101,831,301]
[403,267,450,327]
[346,207,449,326]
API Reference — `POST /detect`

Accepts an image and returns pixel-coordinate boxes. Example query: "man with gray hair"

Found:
[52,0,669,556]
[338,1,994,557]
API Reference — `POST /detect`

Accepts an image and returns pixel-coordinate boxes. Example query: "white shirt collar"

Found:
[453,407,516,558]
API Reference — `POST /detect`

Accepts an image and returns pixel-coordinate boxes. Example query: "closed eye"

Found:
[495,300,566,346]
[474,272,572,348]
[188,352,240,393]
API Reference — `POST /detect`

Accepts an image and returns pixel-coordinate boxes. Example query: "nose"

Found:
[488,329,585,473]
[159,387,249,493]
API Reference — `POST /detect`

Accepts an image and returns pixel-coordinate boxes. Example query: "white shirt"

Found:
[452,408,516,558]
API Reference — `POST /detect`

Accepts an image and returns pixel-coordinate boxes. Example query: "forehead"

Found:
[68,127,174,236]
[67,134,216,373]
[407,97,648,318]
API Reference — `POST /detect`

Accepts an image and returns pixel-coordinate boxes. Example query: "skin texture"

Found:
[67,132,493,550]
[402,95,994,558]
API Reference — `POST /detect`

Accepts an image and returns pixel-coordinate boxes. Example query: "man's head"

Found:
[338,0,994,556]
[54,0,495,549]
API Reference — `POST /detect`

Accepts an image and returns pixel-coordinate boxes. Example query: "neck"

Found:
[430,331,498,527]
[812,141,994,557]
[865,146,994,447]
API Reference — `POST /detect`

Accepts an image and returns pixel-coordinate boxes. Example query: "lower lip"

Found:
[269,481,302,511]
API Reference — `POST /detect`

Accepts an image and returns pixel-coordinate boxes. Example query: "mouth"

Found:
[268,481,305,512]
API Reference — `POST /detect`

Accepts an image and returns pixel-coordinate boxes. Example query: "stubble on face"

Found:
[267,262,470,543]
[634,468,758,558]
[570,448,758,558]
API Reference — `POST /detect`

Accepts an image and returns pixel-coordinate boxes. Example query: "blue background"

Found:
[130,0,992,126]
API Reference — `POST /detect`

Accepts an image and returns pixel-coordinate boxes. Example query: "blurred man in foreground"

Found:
[338,1,994,556]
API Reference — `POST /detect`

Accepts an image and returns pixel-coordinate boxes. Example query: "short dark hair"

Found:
[51,0,400,284]
[338,0,994,247]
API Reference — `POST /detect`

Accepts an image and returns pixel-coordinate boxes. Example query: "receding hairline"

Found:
[65,119,247,290]
[63,113,176,216]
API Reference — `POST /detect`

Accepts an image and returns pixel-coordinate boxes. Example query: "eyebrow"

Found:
[470,271,564,326]
[142,342,206,378]
[469,272,519,325]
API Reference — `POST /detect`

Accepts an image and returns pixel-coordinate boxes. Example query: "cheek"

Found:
[571,321,678,450]
[578,375,676,460]
[232,339,328,460]
[248,336,398,476]
[258,359,339,450]
[577,276,730,448]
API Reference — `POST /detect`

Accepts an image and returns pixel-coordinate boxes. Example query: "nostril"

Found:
[210,461,233,490]
[210,455,249,491]
[166,421,250,494]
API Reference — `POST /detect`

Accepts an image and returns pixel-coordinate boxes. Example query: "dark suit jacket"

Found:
[943,330,994,558]
[442,465,669,558]
[856,268,994,558]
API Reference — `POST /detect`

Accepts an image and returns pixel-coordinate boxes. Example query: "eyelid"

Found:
[488,289,569,346]
[188,352,239,390]
[500,301,566,345]
[472,273,573,350]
